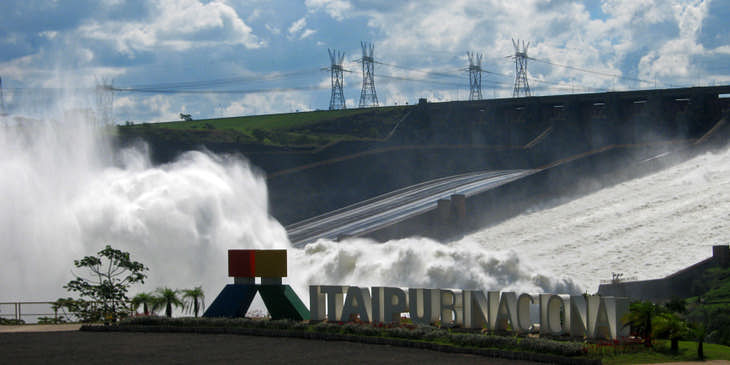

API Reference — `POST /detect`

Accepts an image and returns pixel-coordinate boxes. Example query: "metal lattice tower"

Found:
[357,41,379,108]
[95,78,114,125]
[511,39,531,97]
[467,52,483,101]
[328,49,346,110]
[0,76,5,115]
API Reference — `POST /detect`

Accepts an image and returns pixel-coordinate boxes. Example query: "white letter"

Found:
[408,288,439,325]
[440,290,463,325]
[320,286,346,321]
[309,285,326,321]
[516,293,534,332]
[462,290,489,329]
[495,292,518,331]
[382,287,408,323]
[341,286,372,322]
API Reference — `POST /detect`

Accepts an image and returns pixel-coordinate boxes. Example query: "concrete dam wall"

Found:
[597,245,730,301]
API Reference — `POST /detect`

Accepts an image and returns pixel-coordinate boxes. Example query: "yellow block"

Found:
[254,250,287,278]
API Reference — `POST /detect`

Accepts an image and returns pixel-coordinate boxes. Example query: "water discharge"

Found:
[1,94,728,310]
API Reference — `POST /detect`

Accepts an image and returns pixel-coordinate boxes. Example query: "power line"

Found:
[528,57,678,87]
[111,85,328,95]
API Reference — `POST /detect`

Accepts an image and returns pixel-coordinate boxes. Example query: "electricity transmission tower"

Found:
[511,39,531,97]
[467,52,483,101]
[95,78,114,125]
[357,41,379,108]
[0,76,5,115]
[327,49,347,110]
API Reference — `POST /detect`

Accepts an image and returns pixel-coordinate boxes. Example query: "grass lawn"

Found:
[144,106,405,133]
[600,340,730,364]
[118,106,411,146]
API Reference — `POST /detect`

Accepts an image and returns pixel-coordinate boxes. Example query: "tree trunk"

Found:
[143,303,149,316]
[166,303,172,318]
[671,338,679,353]
[698,340,704,360]
[194,302,199,318]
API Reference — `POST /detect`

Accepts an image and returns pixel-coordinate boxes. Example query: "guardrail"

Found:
[0,302,61,323]
[1,301,138,324]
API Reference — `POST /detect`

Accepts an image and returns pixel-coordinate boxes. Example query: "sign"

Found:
[205,249,629,340]
[309,286,629,339]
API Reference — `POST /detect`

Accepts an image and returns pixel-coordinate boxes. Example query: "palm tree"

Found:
[153,287,184,318]
[653,312,688,353]
[131,292,156,316]
[623,301,658,346]
[687,302,710,360]
[181,286,205,318]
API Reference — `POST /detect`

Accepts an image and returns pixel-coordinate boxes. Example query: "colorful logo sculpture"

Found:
[203,249,309,320]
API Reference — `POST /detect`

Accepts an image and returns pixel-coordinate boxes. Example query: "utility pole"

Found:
[327,49,346,110]
[357,41,379,108]
[467,52,483,101]
[511,39,531,97]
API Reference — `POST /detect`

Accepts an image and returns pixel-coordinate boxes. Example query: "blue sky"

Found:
[0,0,728,123]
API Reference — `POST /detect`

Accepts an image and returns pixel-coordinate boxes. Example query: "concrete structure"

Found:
[597,245,730,302]
[204,249,309,320]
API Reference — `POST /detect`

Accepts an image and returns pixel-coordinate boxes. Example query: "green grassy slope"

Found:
[600,340,730,364]
[119,106,411,147]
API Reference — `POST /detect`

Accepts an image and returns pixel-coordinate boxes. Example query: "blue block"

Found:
[203,284,257,318]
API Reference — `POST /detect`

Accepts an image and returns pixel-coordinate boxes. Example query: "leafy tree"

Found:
[687,303,710,360]
[131,292,156,316]
[663,297,687,314]
[623,301,659,347]
[153,287,184,318]
[63,245,148,323]
[181,286,205,318]
[652,312,688,353]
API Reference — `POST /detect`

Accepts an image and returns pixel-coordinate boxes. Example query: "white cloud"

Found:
[300,29,317,40]
[287,16,317,40]
[288,17,307,36]
[38,31,58,40]
[143,94,177,122]
[217,92,310,116]
[265,23,281,35]
[305,0,352,21]
[79,0,263,56]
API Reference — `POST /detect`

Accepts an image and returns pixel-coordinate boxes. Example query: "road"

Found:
[286,169,535,247]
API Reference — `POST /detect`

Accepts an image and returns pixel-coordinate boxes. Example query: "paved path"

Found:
[0,324,81,333]
[0,331,540,364]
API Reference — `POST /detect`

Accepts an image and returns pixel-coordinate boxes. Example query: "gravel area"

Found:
[0,331,541,364]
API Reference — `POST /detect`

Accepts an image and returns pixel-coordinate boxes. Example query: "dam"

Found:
[274,86,730,244]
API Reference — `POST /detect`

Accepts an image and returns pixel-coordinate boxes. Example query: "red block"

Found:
[228,249,255,277]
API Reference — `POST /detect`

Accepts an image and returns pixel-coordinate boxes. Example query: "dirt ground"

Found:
[0,331,542,364]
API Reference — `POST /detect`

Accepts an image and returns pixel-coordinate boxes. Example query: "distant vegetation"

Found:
[118,106,411,147]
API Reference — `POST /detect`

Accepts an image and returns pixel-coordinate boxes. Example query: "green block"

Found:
[258,285,310,320]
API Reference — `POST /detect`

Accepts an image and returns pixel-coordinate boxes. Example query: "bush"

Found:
[115,317,588,357]
[313,322,343,333]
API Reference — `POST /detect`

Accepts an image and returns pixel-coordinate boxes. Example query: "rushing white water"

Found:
[1,93,728,312]
[296,145,730,297]
[462,147,730,292]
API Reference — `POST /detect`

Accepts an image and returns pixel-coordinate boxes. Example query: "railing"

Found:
[0,301,137,324]
[0,302,61,323]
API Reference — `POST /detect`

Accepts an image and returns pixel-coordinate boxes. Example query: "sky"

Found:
[0,0,729,123]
